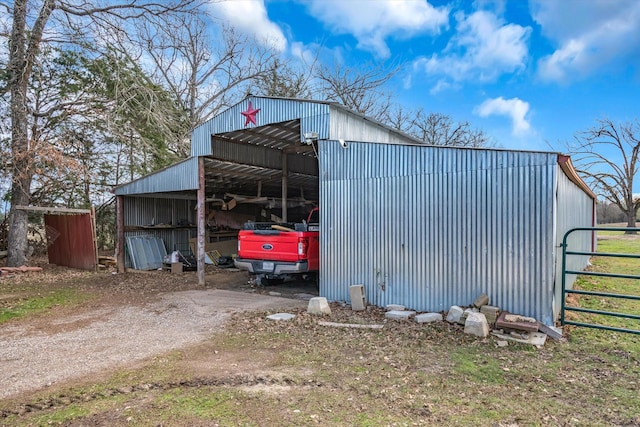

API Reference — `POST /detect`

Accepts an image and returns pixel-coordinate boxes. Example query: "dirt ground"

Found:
[0,261,317,401]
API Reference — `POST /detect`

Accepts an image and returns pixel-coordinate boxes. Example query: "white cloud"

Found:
[531,0,640,82]
[415,10,530,85]
[475,97,531,136]
[305,0,449,59]
[207,0,287,51]
[290,41,320,65]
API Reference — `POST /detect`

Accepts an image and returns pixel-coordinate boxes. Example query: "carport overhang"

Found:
[114,118,320,284]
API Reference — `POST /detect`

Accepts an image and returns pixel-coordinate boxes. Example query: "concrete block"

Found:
[446,305,464,323]
[415,313,443,323]
[349,284,366,311]
[307,297,332,315]
[464,312,489,337]
[267,313,295,321]
[473,293,489,308]
[459,308,478,325]
[537,322,563,340]
[480,305,500,324]
[491,331,548,347]
[386,304,405,311]
[385,310,416,321]
[171,262,183,273]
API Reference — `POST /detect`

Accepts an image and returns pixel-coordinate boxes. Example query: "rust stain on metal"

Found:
[44,213,97,271]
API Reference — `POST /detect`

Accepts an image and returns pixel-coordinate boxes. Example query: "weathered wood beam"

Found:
[15,205,91,214]
[197,157,206,286]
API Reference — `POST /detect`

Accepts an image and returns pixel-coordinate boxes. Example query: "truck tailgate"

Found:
[238,230,302,262]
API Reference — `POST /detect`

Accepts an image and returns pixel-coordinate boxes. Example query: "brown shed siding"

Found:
[45,213,97,271]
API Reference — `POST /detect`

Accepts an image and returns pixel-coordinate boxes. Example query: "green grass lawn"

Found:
[1,236,639,426]
[565,232,640,337]
[0,287,86,323]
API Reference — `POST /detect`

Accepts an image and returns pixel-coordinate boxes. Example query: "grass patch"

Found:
[155,388,246,425]
[3,236,640,426]
[450,350,506,384]
[566,233,640,335]
[0,287,86,323]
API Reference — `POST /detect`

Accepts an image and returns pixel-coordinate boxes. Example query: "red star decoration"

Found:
[241,101,260,126]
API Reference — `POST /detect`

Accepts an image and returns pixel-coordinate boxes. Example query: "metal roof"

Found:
[116,95,420,202]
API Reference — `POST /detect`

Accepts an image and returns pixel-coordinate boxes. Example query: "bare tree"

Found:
[409,110,493,147]
[131,14,279,156]
[316,62,397,122]
[5,0,197,266]
[571,118,640,232]
[251,57,316,99]
[385,104,415,135]
[384,105,493,147]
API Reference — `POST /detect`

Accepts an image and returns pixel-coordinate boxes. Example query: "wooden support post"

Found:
[91,206,98,272]
[282,152,288,222]
[116,195,125,273]
[197,156,206,286]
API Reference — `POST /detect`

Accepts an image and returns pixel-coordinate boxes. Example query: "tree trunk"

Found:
[625,209,638,234]
[7,100,32,265]
[7,0,55,266]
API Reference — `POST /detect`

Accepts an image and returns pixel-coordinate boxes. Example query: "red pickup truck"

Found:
[234,208,319,285]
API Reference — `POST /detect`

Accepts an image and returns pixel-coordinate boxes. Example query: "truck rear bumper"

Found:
[234,258,310,275]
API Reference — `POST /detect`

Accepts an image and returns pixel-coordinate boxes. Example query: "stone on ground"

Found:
[446,305,464,323]
[307,297,331,315]
[349,284,366,311]
[415,313,443,323]
[386,304,405,311]
[464,312,489,337]
[459,308,479,325]
[480,305,500,324]
[267,313,295,321]
[473,293,489,308]
[385,310,416,321]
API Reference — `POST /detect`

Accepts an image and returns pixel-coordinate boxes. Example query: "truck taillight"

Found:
[238,240,241,252]
[298,239,308,256]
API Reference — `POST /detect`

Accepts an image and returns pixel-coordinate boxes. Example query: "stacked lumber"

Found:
[1,265,43,278]
[0,266,43,273]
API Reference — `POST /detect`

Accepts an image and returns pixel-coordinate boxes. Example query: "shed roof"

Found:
[114,96,594,205]
[114,95,420,199]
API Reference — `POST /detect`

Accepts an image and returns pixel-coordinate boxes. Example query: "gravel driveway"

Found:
[0,289,306,400]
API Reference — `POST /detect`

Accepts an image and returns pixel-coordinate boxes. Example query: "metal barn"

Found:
[114,96,595,325]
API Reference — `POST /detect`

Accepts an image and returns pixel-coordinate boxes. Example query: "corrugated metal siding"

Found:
[123,196,196,268]
[328,106,419,145]
[212,138,283,169]
[553,164,595,319]
[45,213,97,270]
[320,141,561,323]
[192,97,331,156]
[114,157,199,196]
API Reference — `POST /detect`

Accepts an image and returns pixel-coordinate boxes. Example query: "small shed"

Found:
[114,96,595,325]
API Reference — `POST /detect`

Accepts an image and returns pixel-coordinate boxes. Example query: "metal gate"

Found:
[561,227,640,335]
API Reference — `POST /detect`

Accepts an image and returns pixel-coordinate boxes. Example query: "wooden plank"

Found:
[0,266,43,272]
[116,196,125,273]
[282,151,288,222]
[197,156,206,286]
[15,205,91,214]
[91,206,98,272]
[318,321,384,329]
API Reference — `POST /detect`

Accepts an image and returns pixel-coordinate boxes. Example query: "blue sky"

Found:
[208,0,640,153]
